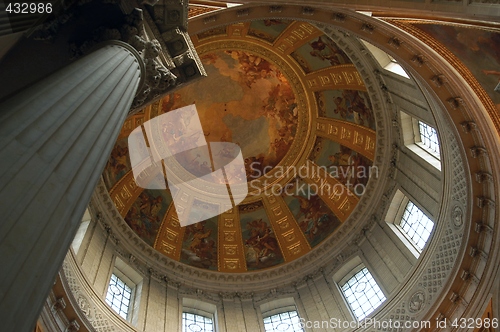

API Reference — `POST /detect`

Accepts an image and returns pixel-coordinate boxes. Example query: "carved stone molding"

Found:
[60,252,135,332]
[470,146,487,158]
[269,5,283,14]
[475,171,493,183]
[301,7,315,16]
[52,297,67,312]
[431,74,448,87]
[236,8,250,17]
[361,23,375,33]
[66,320,80,332]
[452,205,464,228]
[388,36,402,49]
[32,0,206,114]
[130,7,206,112]
[389,20,500,133]
[475,222,493,234]
[143,0,189,31]
[461,121,478,133]
[411,54,426,67]
[408,290,426,314]
[332,12,347,22]
[447,96,465,109]
[476,196,495,209]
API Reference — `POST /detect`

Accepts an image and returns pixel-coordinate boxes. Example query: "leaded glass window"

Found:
[105,273,132,319]
[263,310,304,332]
[418,121,440,157]
[341,267,386,320]
[182,312,214,332]
[400,201,434,251]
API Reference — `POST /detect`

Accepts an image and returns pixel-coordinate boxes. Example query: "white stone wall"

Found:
[69,191,441,332]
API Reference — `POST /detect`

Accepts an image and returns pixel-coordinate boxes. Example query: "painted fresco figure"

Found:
[245,219,279,265]
[310,36,347,66]
[107,144,129,182]
[333,90,374,128]
[182,221,217,268]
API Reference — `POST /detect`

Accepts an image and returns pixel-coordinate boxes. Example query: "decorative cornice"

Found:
[386,20,500,135]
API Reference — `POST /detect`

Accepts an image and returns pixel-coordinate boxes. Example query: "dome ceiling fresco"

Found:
[103,19,378,273]
[170,48,299,180]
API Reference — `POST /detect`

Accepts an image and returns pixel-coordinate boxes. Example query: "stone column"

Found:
[0,8,41,36]
[0,41,144,332]
[0,1,47,60]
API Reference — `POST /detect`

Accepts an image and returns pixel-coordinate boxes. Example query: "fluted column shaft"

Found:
[0,2,45,36]
[0,42,143,332]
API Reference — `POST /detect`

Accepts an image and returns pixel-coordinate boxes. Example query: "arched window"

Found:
[182,312,214,332]
[182,298,217,332]
[340,266,386,321]
[260,298,304,332]
[263,311,304,332]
